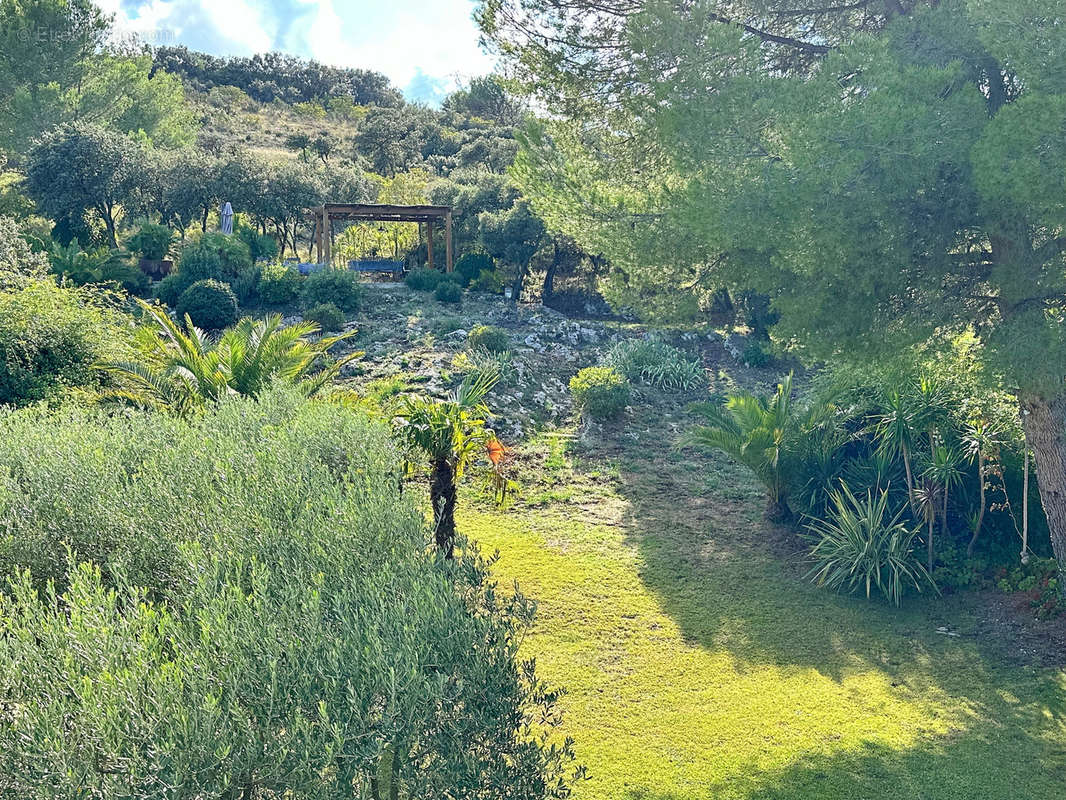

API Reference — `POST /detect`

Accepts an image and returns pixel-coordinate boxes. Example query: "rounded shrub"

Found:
[257,262,302,306]
[301,267,362,313]
[405,267,443,292]
[434,279,463,304]
[176,279,238,331]
[304,301,346,332]
[454,252,494,287]
[235,224,279,262]
[467,324,510,354]
[569,366,630,421]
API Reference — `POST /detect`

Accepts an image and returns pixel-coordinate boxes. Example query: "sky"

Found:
[94,0,497,105]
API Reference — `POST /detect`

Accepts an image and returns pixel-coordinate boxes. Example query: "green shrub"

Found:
[0,278,131,405]
[743,339,774,368]
[467,324,510,354]
[569,366,630,421]
[304,301,346,332]
[257,261,302,306]
[406,267,443,292]
[176,279,238,331]
[470,268,504,293]
[0,215,49,278]
[434,278,463,304]
[301,267,362,312]
[178,232,253,286]
[606,338,705,392]
[127,222,174,261]
[455,252,495,287]
[0,390,581,797]
[235,223,279,262]
[804,483,936,606]
[153,271,186,307]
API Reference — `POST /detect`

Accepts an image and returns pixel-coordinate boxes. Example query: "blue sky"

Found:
[95,0,496,105]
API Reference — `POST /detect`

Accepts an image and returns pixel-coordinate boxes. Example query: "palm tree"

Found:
[962,420,1000,557]
[99,300,360,415]
[683,373,798,520]
[395,372,497,558]
[926,444,965,542]
[872,388,917,511]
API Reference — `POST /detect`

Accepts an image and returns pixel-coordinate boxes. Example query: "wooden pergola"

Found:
[313,203,454,272]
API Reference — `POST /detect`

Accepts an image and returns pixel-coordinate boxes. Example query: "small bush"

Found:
[606,338,705,392]
[569,366,630,421]
[470,268,504,293]
[304,301,346,332]
[127,223,174,261]
[467,324,510,354]
[153,272,186,307]
[743,339,774,368]
[257,261,302,306]
[434,279,463,304]
[406,267,443,292]
[455,252,495,287]
[301,267,362,312]
[176,279,238,331]
[805,484,936,606]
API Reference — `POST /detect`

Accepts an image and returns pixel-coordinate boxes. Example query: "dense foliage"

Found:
[0,390,580,798]
[482,0,1066,586]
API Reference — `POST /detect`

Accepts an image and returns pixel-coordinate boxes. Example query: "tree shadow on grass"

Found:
[620,718,1066,800]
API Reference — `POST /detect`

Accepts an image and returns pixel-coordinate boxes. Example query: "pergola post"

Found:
[445,210,453,273]
[427,219,435,271]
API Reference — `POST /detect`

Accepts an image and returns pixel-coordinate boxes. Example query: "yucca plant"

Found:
[683,373,797,519]
[805,483,936,606]
[395,372,498,558]
[99,300,360,415]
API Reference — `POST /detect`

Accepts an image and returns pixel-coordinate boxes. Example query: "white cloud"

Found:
[94,0,496,103]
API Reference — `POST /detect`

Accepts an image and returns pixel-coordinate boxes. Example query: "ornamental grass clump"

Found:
[804,483,937,606]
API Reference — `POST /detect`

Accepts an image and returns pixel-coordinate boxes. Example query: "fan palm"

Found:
[99,300,360,415]
[395,372,498,558]
[683,373,797,519]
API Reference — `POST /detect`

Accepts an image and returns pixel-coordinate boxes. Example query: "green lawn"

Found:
[462,414,1066,800]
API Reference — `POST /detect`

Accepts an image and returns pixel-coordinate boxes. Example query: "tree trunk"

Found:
[543,241,558,302]
[927,514,935,573]
[967,451,986,558]
[429,458,457,558]
[1019,392,1066,593]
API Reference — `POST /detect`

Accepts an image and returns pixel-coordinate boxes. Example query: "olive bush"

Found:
[0,390,581,799]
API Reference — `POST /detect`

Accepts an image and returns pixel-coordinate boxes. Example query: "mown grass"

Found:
[461,409,1066,799]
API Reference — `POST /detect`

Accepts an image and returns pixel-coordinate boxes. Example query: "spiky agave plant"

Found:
[805,483,936,607]
[395,371,498,558]
[99,300,360,415]
[682,373,797,519]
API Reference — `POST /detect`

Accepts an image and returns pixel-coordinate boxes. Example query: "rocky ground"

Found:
[327,283,771,440]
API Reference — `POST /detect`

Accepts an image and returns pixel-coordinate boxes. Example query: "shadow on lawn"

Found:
[620,720,1066,800]
[580,401,1066,687]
